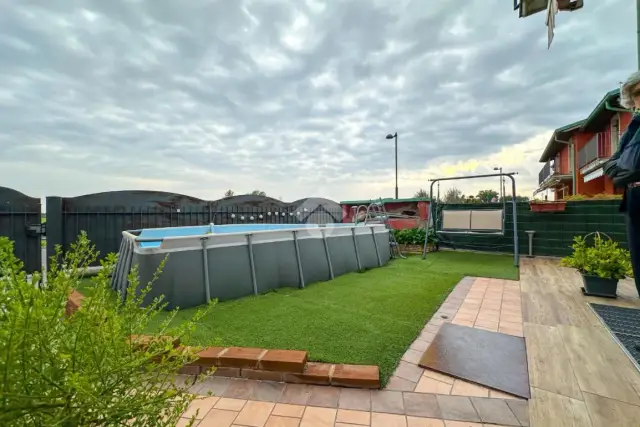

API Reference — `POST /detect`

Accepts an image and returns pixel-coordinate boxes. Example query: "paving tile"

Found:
[197,377,232,397]
[385,376,417,392]
[306,385,340,408]
[250,381,285,402]
[414,376,453,394]
[406,417,445,427]
[451,319,475,327]
[233,400,275,427]
[300,406,336,427]
[489,390,520,400]
[272,403,305,418]
[215,398,248,411]
[264,415,301,427]
[278,384,312,405]
[223,379,255,399]
[336,409,370,425]
[505,400,529,426]
[403,393,442,418]
[183,396,220,419]
[470,397,519,426]
[450,380,490,397]
[499,320,522,330]
[436,395,480,423]
[199,408,239,427]
[407,417,444,427]
[442,422,482,427]
[371,412,407,427]
[409,340,431,353]
[418,331,437,342]
[422,370,455,385]
[371,390,405,414]
[338,388,371,411]
[394,361,424,383]
[402,349,424,365]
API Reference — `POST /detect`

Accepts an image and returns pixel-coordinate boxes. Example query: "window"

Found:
[611,114,620,152]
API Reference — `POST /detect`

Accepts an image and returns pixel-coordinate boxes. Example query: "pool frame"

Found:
[110,223,391,309]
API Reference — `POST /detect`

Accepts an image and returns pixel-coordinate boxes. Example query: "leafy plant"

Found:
[0,232,216,426]
[392,228,439,246]
[560,233,633,280]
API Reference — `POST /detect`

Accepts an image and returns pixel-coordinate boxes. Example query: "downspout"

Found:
[554,137,576,195]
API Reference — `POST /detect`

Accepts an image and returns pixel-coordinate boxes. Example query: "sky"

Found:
[0,0,636,203]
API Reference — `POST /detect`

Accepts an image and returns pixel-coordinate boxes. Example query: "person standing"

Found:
[606,72,640,297]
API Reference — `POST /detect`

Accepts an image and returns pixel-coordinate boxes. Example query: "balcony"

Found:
[578,132,611,175]
[535,160,572,195]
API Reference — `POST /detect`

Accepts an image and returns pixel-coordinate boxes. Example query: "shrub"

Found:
[0,232,215,426]
[392,228,439,245]
[560,233,633,280]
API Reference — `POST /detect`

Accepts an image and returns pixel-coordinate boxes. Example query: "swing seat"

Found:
[440,209,504,235]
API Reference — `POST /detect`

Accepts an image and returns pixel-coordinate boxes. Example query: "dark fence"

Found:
[433,200,627,257]
[0,186,42,273]
[45,191,343,266]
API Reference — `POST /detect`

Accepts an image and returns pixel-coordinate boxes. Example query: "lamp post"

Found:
[386,132,398,199]
[493,167,505,202]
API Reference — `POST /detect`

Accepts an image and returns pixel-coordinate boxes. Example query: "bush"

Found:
[560,233,633,280]
[0,232,216,426]
[392,228,438,245]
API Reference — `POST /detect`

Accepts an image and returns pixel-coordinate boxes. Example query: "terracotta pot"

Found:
[529,201,567,212]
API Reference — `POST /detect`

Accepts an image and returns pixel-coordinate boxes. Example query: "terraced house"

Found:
[535,89,634,200]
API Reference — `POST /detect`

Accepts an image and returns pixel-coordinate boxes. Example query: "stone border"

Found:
[66,290,381,389]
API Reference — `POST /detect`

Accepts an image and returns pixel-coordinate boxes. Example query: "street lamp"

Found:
[493,167,506,204]
[386,132,398,199]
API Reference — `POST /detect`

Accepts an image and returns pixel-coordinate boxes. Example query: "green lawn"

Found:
[77,251,517,384]
[134,251,517,385]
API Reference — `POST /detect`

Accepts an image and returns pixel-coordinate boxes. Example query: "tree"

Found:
[414,188,428,198]
[224,189,235,197]
[476,189,499,203]
[249,190,266,196]
[0,233,215,426]
[443,187,464,203]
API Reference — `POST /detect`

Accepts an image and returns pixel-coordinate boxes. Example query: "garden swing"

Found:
[422,172,520,267]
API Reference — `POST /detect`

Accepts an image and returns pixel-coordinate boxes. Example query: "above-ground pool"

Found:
[110,223,391,309]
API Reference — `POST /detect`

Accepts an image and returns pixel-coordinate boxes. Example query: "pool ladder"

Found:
[351,200,405,259]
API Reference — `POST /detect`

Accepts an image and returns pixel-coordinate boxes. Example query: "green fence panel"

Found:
[433,200,626,258]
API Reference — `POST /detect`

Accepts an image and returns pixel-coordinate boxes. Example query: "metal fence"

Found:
[44,192,344,266]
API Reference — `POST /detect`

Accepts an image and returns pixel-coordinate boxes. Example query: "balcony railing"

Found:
[538,161,554,185]
[578,132,611,169]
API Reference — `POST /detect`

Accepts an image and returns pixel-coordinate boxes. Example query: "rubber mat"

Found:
[590,303,640,368]
[418,322,530,399]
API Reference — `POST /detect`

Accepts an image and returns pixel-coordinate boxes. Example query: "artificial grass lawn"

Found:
[138,250,519,385]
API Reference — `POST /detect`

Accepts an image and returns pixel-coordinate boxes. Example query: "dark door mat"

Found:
[589,303,640,368]
[418,322,530,399]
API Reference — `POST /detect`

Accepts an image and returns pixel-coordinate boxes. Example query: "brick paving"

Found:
[173,276,530,426]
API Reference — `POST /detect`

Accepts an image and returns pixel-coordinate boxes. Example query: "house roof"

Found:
[538,119,586,162]
[580,88,625,132]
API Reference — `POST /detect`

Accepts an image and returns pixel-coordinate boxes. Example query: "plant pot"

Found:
[529,201,567,212]
[580,273,619,298]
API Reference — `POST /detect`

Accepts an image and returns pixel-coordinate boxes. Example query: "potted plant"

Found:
[529,200,567,212]
[560,232,633,298]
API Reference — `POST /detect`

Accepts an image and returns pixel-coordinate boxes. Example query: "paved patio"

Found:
[173,257,640,427]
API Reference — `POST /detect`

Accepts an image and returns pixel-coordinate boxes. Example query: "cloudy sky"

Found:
[0,0,636,203]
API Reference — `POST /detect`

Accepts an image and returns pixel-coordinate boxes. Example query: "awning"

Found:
[583,167,604,183]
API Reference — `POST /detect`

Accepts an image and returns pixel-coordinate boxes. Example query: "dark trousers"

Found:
[626,188,640,297]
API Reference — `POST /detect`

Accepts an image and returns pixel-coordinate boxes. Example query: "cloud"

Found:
[0,0,636,204]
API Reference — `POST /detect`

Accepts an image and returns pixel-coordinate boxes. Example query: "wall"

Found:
[433,200,627,258]
[341,200,430,229]
[557,145,571,174]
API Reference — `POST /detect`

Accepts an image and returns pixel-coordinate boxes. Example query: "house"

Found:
[534,89,632,200]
